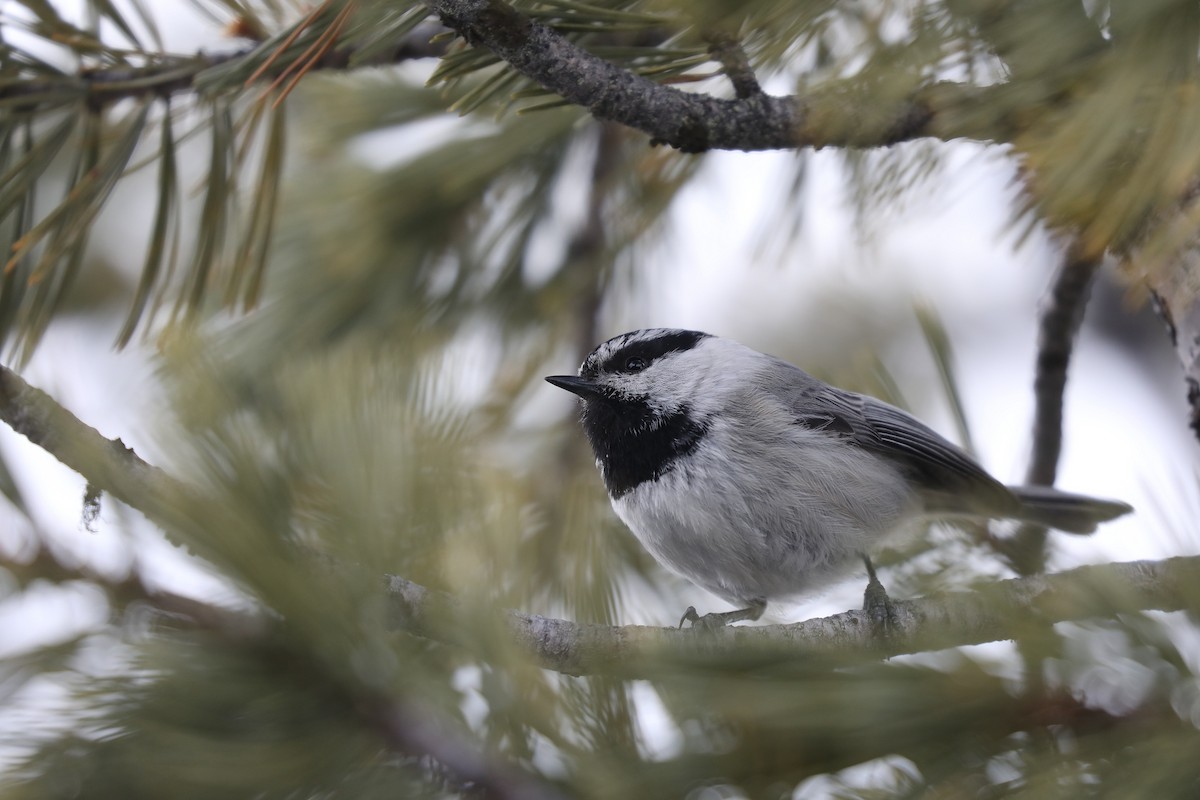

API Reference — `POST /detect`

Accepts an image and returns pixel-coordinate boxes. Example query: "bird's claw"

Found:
[861,556,899,636]
[678,606,732,631]
[678,600,766,630]
[863,577,898,634]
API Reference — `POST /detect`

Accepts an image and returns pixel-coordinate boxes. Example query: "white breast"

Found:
[611,408,918,606]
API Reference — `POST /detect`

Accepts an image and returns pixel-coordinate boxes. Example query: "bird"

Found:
[546,328,1133,628]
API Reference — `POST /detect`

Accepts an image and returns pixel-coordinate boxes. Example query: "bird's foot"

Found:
[678,599,766,630]
[861,555,899,636]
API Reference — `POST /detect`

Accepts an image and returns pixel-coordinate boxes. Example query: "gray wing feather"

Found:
[768,358,1016,512]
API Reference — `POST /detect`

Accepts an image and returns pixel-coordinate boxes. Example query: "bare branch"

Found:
[0,365,185,524]
[1028,247,1100,486]
[424,0,1001,152]
[385,557,1200,678]
[999,246,1101,575]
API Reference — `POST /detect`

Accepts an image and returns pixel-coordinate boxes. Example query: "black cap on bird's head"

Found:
[546,328,715,497]
[545,328,711,398]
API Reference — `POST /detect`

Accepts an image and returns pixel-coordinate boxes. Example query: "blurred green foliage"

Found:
[2,0,1200,797]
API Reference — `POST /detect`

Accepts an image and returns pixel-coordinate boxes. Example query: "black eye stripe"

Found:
[588,330,710,375]
[612,346,658,374]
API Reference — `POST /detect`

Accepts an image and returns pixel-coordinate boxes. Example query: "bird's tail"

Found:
[1006,484,1133,534]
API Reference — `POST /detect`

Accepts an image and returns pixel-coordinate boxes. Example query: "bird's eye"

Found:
[625,357,647,372]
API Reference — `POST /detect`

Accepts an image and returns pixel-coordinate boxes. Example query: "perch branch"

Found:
[3,362,1197,683]
[385,557,1200,677]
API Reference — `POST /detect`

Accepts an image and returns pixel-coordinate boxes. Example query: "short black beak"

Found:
[545,375,603,400]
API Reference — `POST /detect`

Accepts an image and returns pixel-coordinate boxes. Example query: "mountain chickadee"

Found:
[546,328,1133,627]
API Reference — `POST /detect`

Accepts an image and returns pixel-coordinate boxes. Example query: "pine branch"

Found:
[0,23,450,111]
[423,0,1007,152]
[0,52,241,111]
[0,363,185,524]
[0,362,566,800]
[2,362,1196,683]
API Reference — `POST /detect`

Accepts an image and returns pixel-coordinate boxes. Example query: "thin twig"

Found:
[1028,247,1100,485]
[705,32,762,99]
[1,23,450,112]
[999,247,1100,575]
